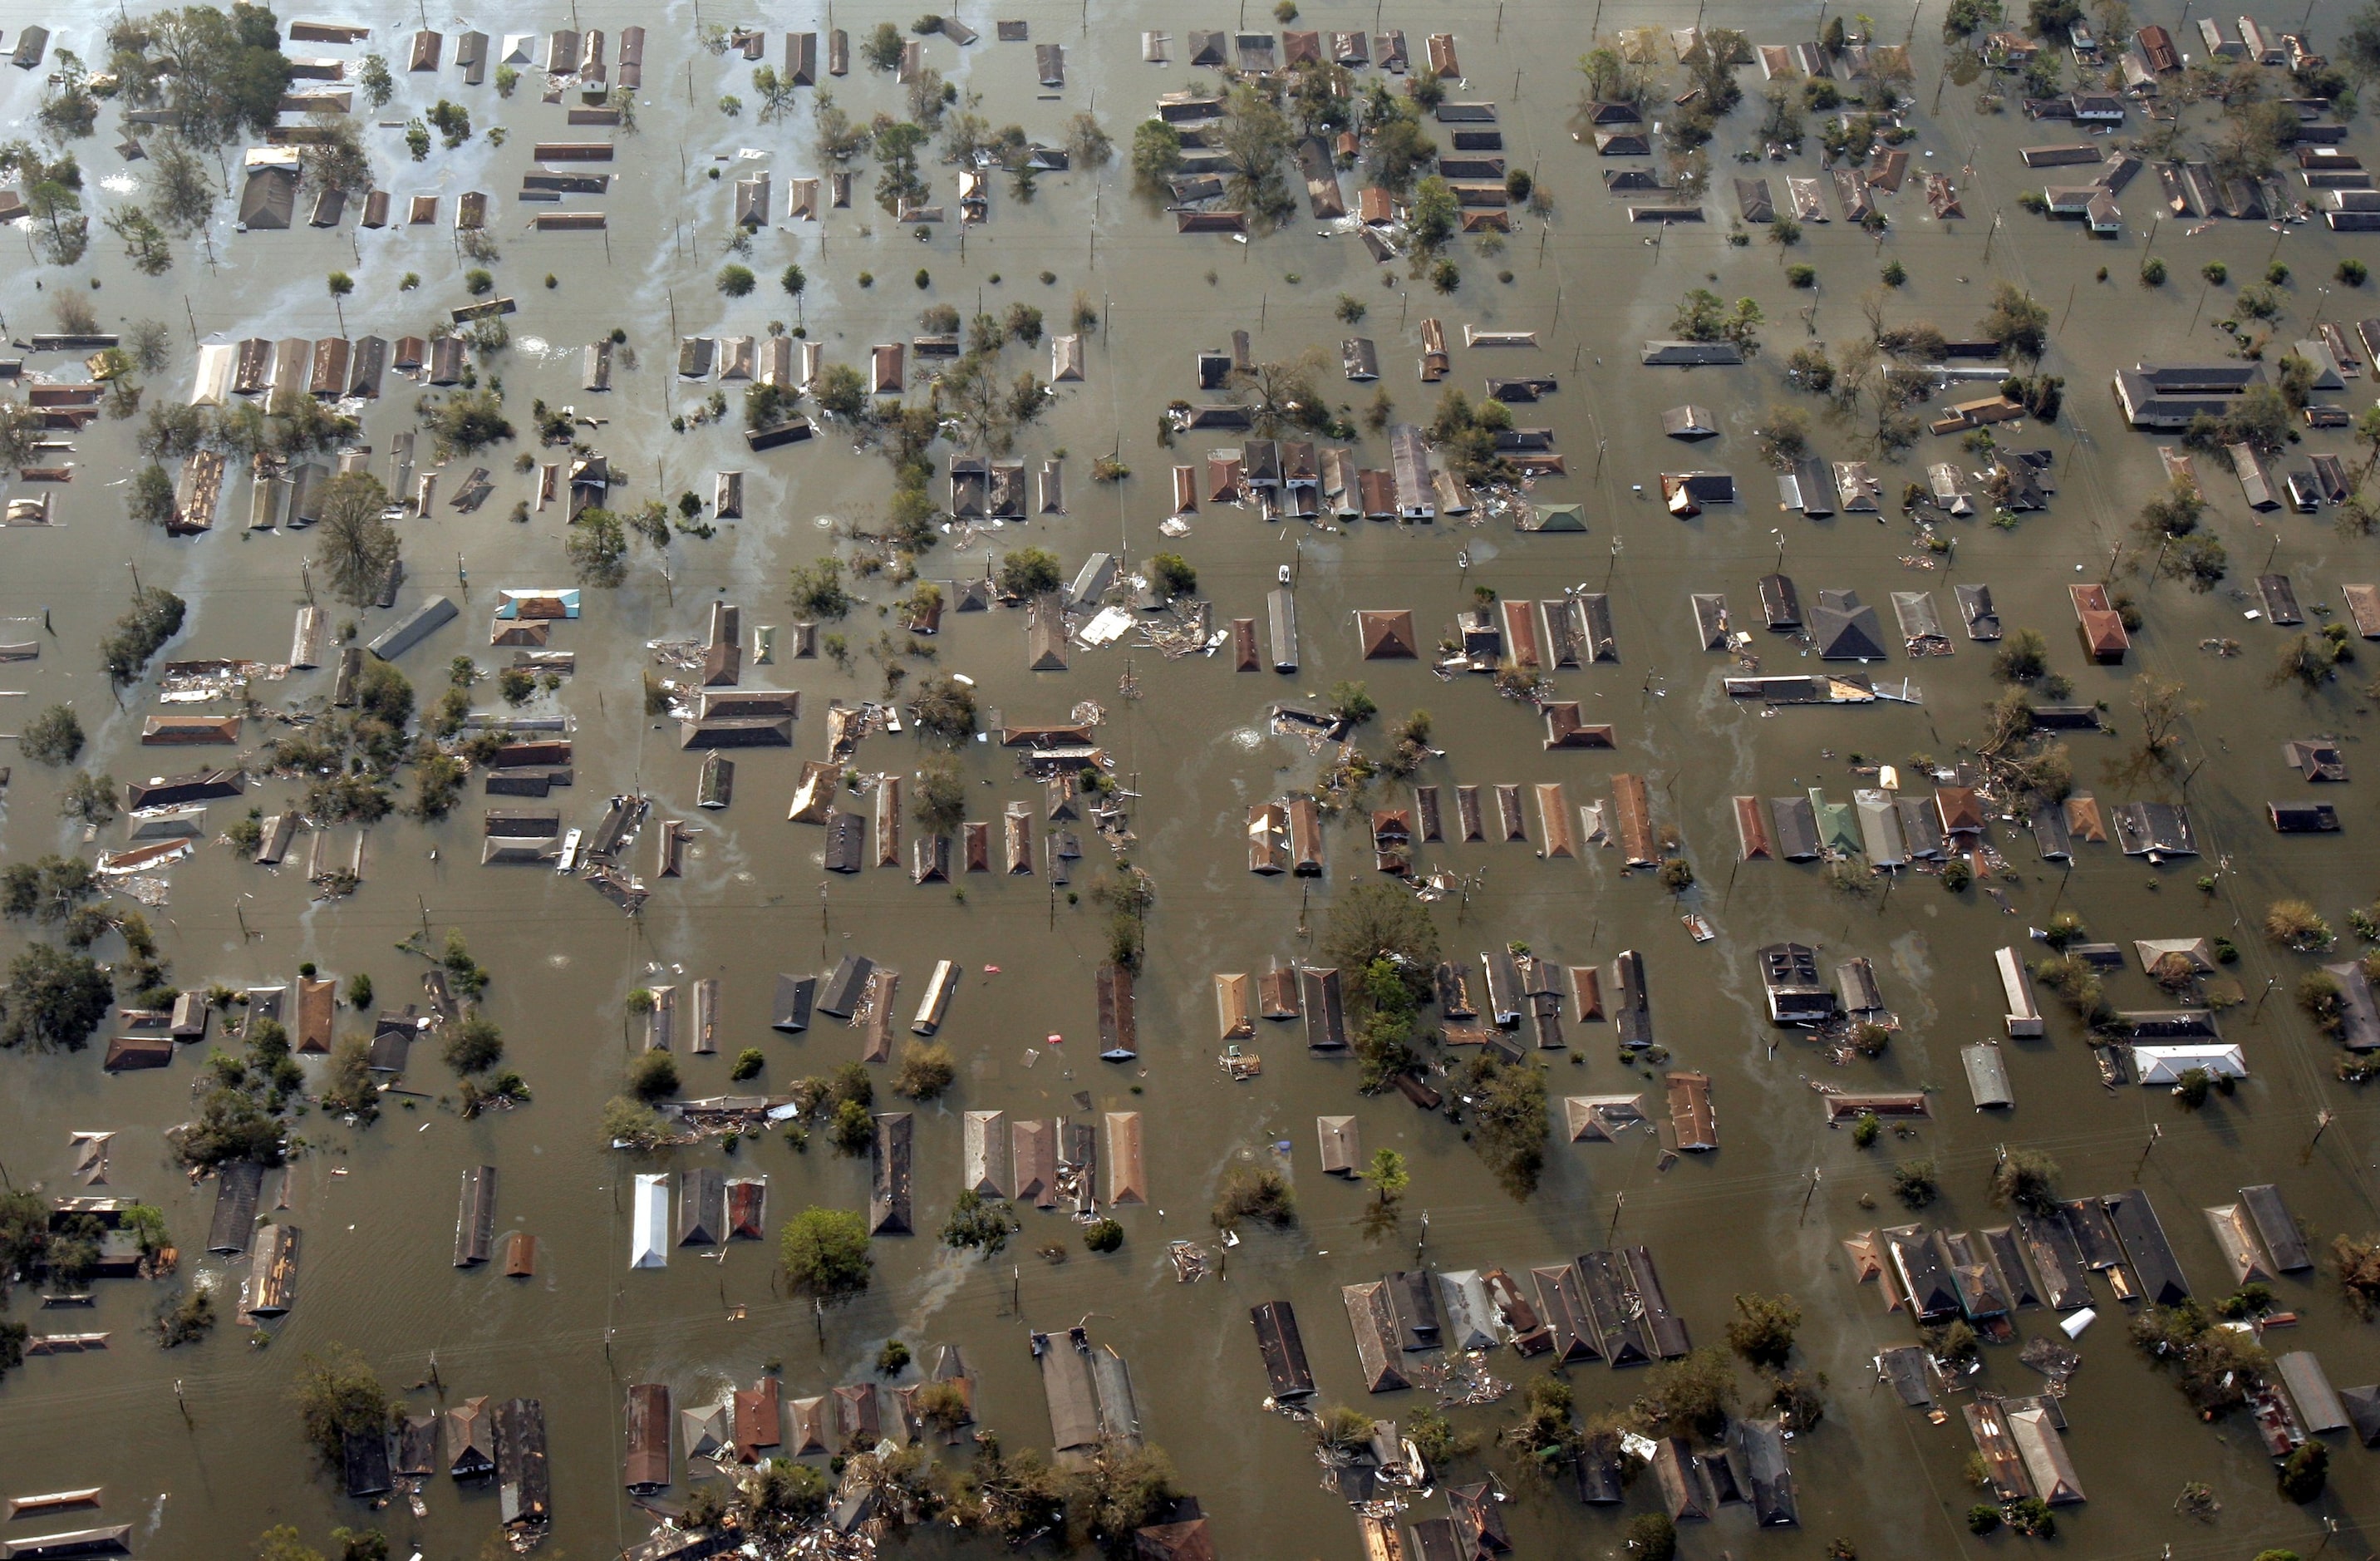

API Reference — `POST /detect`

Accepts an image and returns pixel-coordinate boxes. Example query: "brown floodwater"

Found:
[3,1,2380,1558]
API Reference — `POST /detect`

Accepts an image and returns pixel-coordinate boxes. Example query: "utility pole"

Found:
[1797,1167,1822,1226]
[1606,1191,1625,1245]
[2133,1123,2161,1179]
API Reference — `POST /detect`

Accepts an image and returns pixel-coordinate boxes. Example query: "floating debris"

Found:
[1167,1240,1213,1283]
[2018,1336,2082,1385]
[158,658,287,702]
[118,874,174,908]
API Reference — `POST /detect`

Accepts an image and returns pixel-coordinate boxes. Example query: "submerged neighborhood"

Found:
[4,0,2380,1557]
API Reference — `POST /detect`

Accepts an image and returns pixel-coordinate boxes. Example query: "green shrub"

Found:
[626,1049,680,1101]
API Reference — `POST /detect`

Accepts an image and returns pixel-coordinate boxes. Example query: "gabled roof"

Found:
[1661,404,1718,438]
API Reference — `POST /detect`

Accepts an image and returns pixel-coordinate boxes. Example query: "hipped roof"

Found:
[1358,609,1418,658]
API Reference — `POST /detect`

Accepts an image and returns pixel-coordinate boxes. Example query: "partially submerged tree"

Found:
[911,674,977,742]
[564,506,630,588]
[942,1189,1020,1257]
[1891,1156,1939,1208]
[290,1344,391,1463]
[317,1033,380,1123]
[417,387,514,460]
[1219,81,1297,228]
[1632,1346,1736,1439]
[997,546,1064,598]
[19,704,84,765]
[313,473,396,606]
[2265,898,2335,952]
[2132,677,2200,763]
[601,1095,668,1150]
[1457,1053,1547,1199]
[0,943,114,1052]
[892,1041,955,1101]
[1979,281,2049,365]
[1321,881,1443,988]
[2335,1233,2380,1318]
[789,556,855,618]
[1725,1293,1802,1368]
[2127,1300,2269,1416]
[1212,1163,1296,1229]
[1670,287,1764,355]
[1987,1147,2060,1214]
[1364,1148,1409,1205]
[911,754,966,835]
[780,1206,873,1306]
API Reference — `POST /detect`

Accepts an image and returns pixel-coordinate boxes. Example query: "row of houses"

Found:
[627,1347,975,1484]
[342,1393,548,1538]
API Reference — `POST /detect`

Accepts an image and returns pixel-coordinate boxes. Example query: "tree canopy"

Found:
[313,473,396,606]
[106,4,293,146]
[781,1205,873,1306]
[0,943,114,1051]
